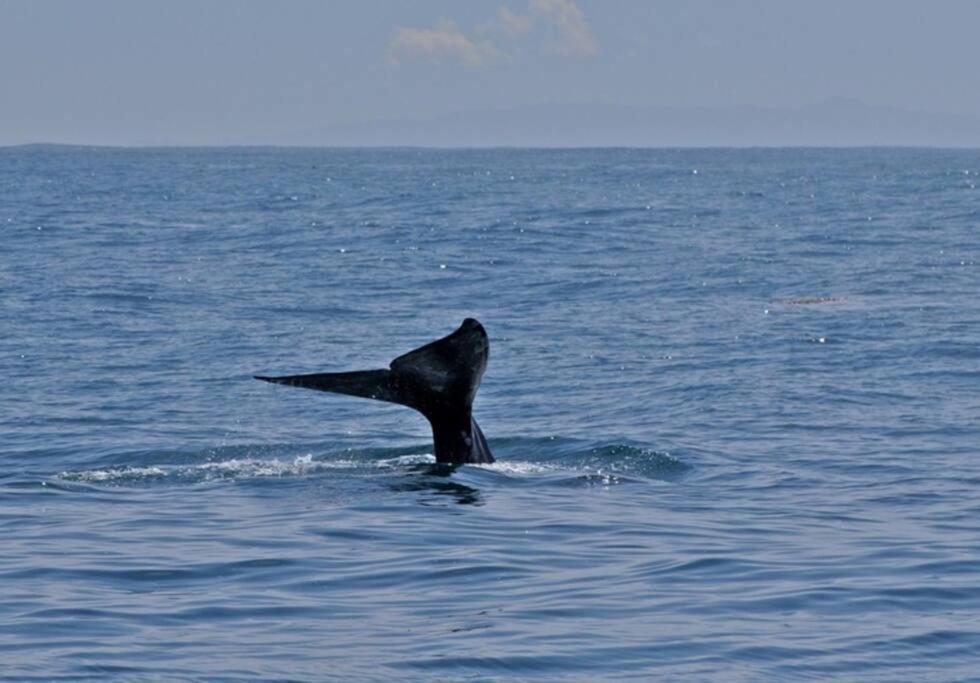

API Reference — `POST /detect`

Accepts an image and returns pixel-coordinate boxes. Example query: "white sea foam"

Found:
[479,460,560,475]
[71,465,169,482]
[59,454,366,484]
[57,448,668,486]
[378,454,436,466]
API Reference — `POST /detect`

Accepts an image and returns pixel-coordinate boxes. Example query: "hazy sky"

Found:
[3,0,980,145]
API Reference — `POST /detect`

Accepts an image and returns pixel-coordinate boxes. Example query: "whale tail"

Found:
[256,318,493,464]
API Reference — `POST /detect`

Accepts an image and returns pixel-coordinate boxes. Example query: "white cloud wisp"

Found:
[390,0,598,67]
[389,20,499,67]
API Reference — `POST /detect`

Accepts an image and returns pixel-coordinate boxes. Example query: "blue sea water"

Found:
[1,146,978,681]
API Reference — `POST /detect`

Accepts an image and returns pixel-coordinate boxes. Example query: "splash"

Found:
[54,439,688,488]
[58,454,358,486]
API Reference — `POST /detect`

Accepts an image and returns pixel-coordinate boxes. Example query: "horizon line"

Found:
[5,141,980,152]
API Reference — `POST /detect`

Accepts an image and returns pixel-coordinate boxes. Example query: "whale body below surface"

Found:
[256,318,494,465]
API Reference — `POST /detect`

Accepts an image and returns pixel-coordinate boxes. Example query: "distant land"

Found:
[314,98,980,148]
[6,98,980,148]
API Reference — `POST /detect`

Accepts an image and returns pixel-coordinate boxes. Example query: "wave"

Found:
[53,438,690,491]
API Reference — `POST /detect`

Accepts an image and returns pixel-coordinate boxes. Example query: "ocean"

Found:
[1,146,978,681]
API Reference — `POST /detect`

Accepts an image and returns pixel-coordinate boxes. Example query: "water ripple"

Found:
[2,147,978,681]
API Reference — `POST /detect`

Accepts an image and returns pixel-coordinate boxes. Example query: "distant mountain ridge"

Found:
[7,99,980,148]
[318,98,980,148]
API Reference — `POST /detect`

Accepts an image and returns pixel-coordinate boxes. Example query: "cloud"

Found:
[389,20,499,66]
[389,1,597,67]
[527,0,598,56]
[498,6,534,37]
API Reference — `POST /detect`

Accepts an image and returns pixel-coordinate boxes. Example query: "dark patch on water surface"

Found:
[773,296,845,305]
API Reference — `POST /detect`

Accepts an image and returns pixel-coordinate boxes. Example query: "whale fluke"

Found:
[256,318,494,465]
